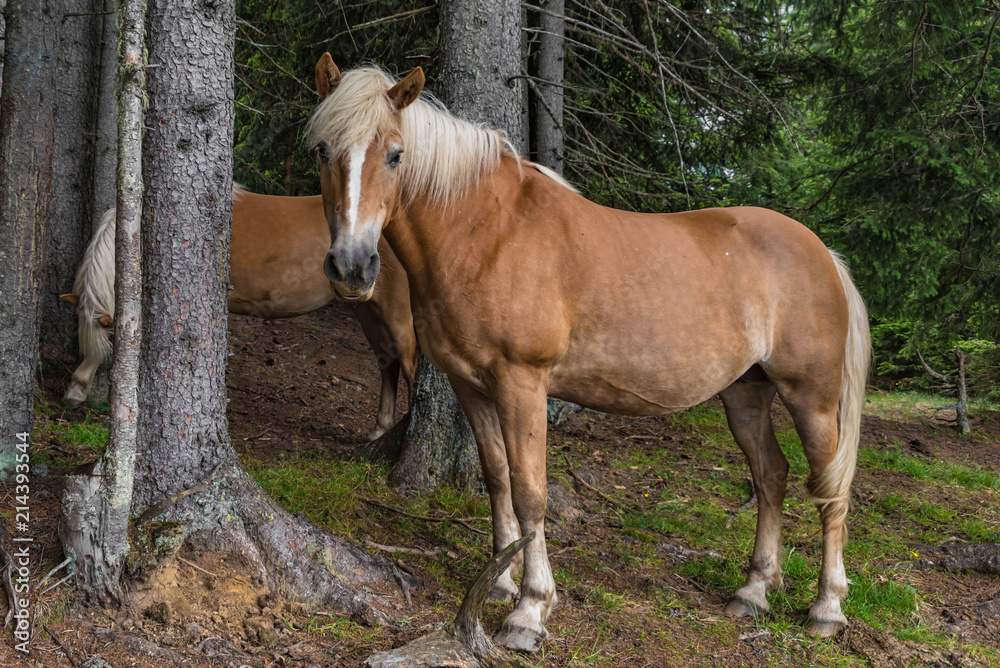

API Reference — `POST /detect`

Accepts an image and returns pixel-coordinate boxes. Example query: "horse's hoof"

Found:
[365,428,387,442]
[805,620,847,638]
[494,625,548,653]
[488,582,518,603]
[725,598,765,618]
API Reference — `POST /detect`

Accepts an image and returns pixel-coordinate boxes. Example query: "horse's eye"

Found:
[315,141,332,164]
[387,148,403,168]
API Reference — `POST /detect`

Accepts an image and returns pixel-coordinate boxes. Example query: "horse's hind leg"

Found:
[449,379,523,602]
[779,380,850,637]
[352,303,400,441]
[719,380,788,618]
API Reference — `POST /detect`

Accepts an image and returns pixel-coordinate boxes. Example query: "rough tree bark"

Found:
[0,0,56,479]
[124,0,406,618]
[89,0,118,220]
[60,0,144,602]
[40,0,109,353]
[371,0,528,496]
[82,0,119,405]
[0,0,6,92]
[439,0,527,153]
[529,0,564,173]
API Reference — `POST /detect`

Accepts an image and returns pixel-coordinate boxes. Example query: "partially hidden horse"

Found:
[61,186,417,441]
[306,54,871,651]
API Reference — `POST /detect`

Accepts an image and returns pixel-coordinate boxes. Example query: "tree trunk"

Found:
[90,0,118,221]
[530,0,564,173]
[125,0,405,617]
[389,356,483,493]
[0,0,56,479]
[381,0,528,495]
[40,0,107,354]
[955,346,970,435]
[439,0,527,153]
[60,0,145,603]
[0,0,6,93]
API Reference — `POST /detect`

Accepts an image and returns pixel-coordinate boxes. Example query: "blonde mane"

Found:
[306,66,576,209]
[72,208,116,363]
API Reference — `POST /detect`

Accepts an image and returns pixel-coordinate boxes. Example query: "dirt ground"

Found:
[2,302,999,667]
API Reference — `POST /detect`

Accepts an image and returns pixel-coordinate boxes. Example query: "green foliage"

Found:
[741,1,1000,349]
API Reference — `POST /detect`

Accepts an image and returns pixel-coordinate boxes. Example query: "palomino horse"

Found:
[306,55,871,651]
[61,187,417,440]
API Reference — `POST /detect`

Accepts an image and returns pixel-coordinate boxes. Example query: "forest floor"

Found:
[3,301,1000,667]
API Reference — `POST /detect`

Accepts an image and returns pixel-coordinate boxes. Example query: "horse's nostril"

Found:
[367,253,379,271]
[324,253,343,282]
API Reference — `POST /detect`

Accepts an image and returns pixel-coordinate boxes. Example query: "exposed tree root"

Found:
[915,543,1000,574]
[64,460,416,625]
[365,534,534,668]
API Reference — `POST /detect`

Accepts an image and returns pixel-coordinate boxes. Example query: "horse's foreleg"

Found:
[65,355,101,407]
[490,369,554,653]
[719,381,787,618]
[369,358,400,441]
[449,379,522,602]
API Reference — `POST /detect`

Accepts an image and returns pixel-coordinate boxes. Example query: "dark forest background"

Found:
[232,0,999,397]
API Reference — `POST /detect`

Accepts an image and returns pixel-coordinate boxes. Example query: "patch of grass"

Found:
[674,554,744,592]
[628,497,739,550]
[243,453,392,538]
[312,615,383,645]
[858,447,1000,489]
[35,420,109,450]
[669,403,728,430]
[588,585,628,611]
[842,574,918,629]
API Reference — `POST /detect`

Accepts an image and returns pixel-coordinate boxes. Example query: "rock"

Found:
[546,480,582,522]
[80,657,113,668]
[547,399,582,425]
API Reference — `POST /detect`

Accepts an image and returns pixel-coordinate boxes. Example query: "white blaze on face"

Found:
[346,145,367,235]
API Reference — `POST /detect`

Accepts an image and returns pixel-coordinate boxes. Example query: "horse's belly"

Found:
[546,332,752,416]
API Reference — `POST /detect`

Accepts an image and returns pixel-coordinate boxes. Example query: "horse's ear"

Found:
[316,53,342,100]
[388,67,424,111]
[98,314,112,328]
[60,293,79,308]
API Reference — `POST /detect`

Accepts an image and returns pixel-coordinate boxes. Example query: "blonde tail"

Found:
[809,251,871,527]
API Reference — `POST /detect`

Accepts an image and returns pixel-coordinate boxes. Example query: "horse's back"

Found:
[229,191,333,317]
[469,172,849,413]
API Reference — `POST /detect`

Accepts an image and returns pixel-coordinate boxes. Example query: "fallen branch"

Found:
[915,543,1000,573]
[44,624,79,668]
[364,539,458,560]
[360,497,489,536]
[563,454,642,511]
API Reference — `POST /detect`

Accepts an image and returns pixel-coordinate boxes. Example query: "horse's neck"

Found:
[384,156,522,293]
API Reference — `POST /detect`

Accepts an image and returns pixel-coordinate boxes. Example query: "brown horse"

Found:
[61,187,417,440]
[306,55,871,651]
